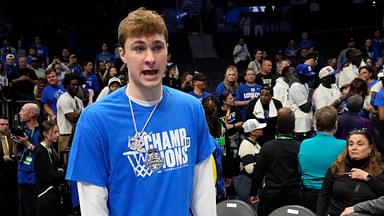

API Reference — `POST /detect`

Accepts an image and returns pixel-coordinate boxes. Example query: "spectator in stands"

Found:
[47,58,71,81]
[273,66,294,107]
[0,115,18,215]
[215,65,239,99]
[298,106,346,212]
[359,65,378,91]
[166,53,179,78]
[67,54,83,78]
[235,68,262,120]
[0,39,17,63]
[34,120,65,216]
[234,119,265,203]
[116,71,127,86]
[250,107,301,216]
[189,72,211,101]
[9,56,38,100]
[337,37,356,68]
[41,68,66,121]
[66,8,216,215]
[31,36,49,67]
[102,65,118,86]
[297,31,315,53]
[4,53,17,76]
[82,60,100,100]
[247,49,263,74]
[361,38,379,64]
[96,77,122,102]
[30,57,45,79]
[248,86,282,145]
[284,39,298,62]
[289,64,316,141]
[95,42,115,65]
[316,128,384,216]
[180,70,194,92]
[335,95,375,140]
[14,103,41,216]
[233,38,251,78]
[255,59,276,88]
[312,66,340,110]
[60,48,71,65]
[218,91,243,197]
[338,48,365,88]
[57,74,84,166]
[162,63,180,89]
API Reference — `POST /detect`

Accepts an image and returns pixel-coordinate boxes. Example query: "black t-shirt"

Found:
[255,73,277,88]
[9,67,38,100]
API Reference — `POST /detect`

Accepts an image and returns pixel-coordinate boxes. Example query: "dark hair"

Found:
[315,106,337,131]
[219,91,232,107]
[63,73,82,88]
[350,78,368,97]
[39,120,57,139]
[359,65,376,80]
[260,85,273,96]
[277,107,295,134]
[0,115,8,120]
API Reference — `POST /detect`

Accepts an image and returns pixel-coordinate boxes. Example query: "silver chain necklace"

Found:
[128,95,165,172]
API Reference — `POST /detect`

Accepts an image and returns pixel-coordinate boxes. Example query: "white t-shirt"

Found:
[57,92,84,135]
[273,77,290,108]
[289,82,313,133]
[313,83,340,110]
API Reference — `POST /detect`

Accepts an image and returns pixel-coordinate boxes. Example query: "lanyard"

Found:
[276,135,295,140]
[40,143,53,164]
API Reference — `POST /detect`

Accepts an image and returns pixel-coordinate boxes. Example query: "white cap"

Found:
[108,77,121,87]
[6,54,15,59]
[242,119,266,133]
[319,66,336,79]
[378,71,384,78]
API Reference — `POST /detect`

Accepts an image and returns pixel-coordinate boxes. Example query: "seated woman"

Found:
[34,120,65,216]
[316,128,384,216]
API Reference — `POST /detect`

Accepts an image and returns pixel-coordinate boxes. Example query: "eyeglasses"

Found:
[349,128,368,135]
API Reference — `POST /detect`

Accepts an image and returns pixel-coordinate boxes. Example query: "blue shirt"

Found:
[235,83,262,120]
[95,52,115,64]
[18,126,40,184]
[298,132,346,190]
[41,84,66,114]
[189,91,211,102]
[66,86,215,216]
[374,88,384,106]
[84,73,101,95]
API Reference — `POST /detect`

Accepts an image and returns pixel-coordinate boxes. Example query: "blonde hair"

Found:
[223,65,239,94]
[118,7,168,48]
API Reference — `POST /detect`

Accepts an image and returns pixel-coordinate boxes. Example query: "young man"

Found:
[66,8,216,216]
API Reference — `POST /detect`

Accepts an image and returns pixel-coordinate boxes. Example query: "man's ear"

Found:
[119,47,127,63]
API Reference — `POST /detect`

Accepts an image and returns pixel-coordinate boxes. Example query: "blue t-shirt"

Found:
[66,86,215,216]
[235,83,262,120]
[374,88,384,106]
[95,52,115,64]
[84,73,101,95]
[41,84,66,114]
[189,91,211,102]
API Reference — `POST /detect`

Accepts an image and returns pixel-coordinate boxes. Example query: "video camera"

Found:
[11,126,26,137]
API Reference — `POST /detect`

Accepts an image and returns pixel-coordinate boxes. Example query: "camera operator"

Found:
[0,115,18,215]
[13,102,41,216]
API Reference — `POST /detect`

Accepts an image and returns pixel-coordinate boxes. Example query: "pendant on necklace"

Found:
[145,148,164,171]
[129,132,146,153]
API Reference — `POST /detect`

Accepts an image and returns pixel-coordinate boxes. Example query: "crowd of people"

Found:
[1,6,384,216]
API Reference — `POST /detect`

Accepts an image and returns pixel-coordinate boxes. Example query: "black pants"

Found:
[257,187,301,216]
[37,187,61,216]
[300,188,320,213]
[19,184,36,216]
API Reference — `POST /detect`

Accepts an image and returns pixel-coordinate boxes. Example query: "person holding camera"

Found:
[14,102,41,216]
[34,120,65,216]
[0,115,18,215]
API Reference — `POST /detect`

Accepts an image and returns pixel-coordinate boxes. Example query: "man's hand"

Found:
[340,206,354,216]
[250,196,259,204]
[3,155,14,162]
[13,134,29,147]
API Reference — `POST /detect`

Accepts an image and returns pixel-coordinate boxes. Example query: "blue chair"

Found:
[268,205,315,216]
[217,199,257,216]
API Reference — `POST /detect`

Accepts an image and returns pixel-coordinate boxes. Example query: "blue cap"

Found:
[295,64,316,77]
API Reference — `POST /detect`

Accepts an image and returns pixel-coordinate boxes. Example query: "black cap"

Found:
[193,72,208,82]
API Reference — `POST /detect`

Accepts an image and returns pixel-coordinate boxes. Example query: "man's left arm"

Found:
[191,157,216,216]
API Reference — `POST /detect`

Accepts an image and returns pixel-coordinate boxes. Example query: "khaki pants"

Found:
[58,134,71,166]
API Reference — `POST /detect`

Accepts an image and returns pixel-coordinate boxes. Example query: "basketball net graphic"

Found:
[123,151,153,178]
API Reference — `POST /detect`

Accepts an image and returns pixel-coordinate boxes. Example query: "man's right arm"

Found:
[78,182,109,216]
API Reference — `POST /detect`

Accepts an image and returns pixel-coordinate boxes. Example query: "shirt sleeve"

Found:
[191,157,216,216]
[290,83,308,107]
[77,182,109,216]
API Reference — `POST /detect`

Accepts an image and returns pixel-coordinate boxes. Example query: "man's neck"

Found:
[26,119,38,130]
[193,88,203,95]
[126,84,163,102]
